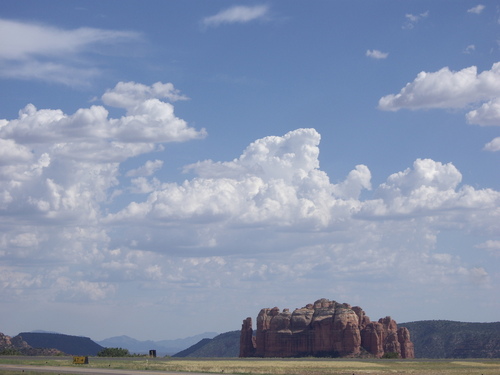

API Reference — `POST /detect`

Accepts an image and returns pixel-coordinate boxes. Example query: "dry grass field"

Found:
[0,357,499,375]
[131,358,499,375]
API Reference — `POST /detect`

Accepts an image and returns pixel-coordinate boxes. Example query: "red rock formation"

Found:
[239,317,256,357]
[240,298,414,359]
[398,327,415,359]
[360,321,384,357]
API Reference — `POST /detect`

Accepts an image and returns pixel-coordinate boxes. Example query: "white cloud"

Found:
[126,160,164,177]
[0,139,33,165]
[0,82,205,226]
[112,99,206,143]
[332,165,372,199]
[107,133,499,255]
[484,137,500,151]
[467,5,485,14]
[382,158,462,194]
[55,278,116,301]
[0,18,140,86]
[379,62,500,151]
[476,240,500,256]
[359,159,500,219]
[102,81,189,109]
[202,5,270,28]
[184,128,322,182]
[1,84,499,336]
[366,49,389,59]
[402,11,429,29]
[0,19,138,60]
[378,62,500,111]
[466,98,500,126]
[109,128,339,229]
[463,44,475,54]
[0,83,206,147]
[0,60,101,87]
[129,177,161,194]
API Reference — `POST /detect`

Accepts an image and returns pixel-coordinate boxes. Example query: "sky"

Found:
[0,1,499,342]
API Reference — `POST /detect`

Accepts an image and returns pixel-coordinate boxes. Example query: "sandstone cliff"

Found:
[240,298,414,358]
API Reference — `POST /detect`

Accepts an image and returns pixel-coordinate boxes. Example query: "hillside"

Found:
[173,338,213,357]
[16,332,104,356]
[173,331,240,357]
[399,320,500,358]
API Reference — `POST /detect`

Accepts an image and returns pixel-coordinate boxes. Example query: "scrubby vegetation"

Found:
[0,348,21,355]
[97,347,131,357]
[399,320,500,358]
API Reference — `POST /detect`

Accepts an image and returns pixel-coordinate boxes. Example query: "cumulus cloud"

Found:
[202,5,270,28]
[484,137,500,151]
[0,18,140,86]
[109,128,339,229]
[126,160,164,177]
[102,81,189,109]
[107,132,499,256]
[184,128,322,181]
[466,98,500,126]
[0,138,32,165]
[382,158,462,194]
[0,81,205,225]
[332,165,372,199]
[1,84,499,332]
[366,49,389,59]
[467,4,485,14]
[378,62,500,111]
[359,158,500,218]
[379,62,500,151]
[0,82,206,147]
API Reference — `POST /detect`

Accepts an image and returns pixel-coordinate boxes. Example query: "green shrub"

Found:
[382,352,399,359]
[97,347,131,357]
[0,348,21,355]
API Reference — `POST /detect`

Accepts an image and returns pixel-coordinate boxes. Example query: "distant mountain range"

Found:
[97,332,218,356]
[3,320,499,358]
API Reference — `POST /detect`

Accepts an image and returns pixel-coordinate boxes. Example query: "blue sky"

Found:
[1,1,499,342]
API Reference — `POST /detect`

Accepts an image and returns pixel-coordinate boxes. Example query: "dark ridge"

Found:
[173,331,240,357]
[399,320,500,358]
[173,338,212,357]
[16,332,104,356]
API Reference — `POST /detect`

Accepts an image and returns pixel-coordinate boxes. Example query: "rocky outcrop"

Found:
[239,317,256,357]
[398,326,415,359]
[0,332,64,356]
[240,298,414,358]
[0,332,30,354]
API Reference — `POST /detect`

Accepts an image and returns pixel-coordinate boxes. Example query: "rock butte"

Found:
[240,298,414,358]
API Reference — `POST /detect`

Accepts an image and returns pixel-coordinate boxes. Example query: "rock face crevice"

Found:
[239,298,414,358]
